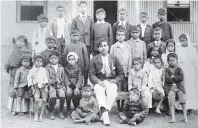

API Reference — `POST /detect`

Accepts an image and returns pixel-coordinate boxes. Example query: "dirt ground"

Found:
[1,47,198,128]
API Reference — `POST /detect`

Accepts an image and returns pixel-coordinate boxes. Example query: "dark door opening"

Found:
[94,1,117,26]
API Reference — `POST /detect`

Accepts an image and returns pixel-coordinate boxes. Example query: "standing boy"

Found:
[112,8,132,44]
[153,8,173,43]
[51,6,70,56]
[147,27,166,57]
[32,14,52,55]
[137,12,153,47]
[41,36,60,67]
[110,29,132,112]
[127,25,147,62]
[91,8,113,56]
[71,1,94,57]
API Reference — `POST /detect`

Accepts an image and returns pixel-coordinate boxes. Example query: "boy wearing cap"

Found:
[91,8,113,56]
[14,54,32,116]
[112,8,132,44]
[71,84,99,125]
[32,14,53,55]
[45,51,68,120]
[63,29,89,84]
[137,12,153,47]
[41,36,61,67]
[27,54,49,122]
[152,8,173,43]
[127,25,147,62]
[118,88,149,126]
[51,6,70,55]
[71,1,94,58]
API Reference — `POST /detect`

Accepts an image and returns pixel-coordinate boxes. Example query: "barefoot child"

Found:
[161,39,175,68]
[5,35,32,116]
[65,52,83,111]
[14,54,32,116]
[148,57,165,113]
[164,53,188,123]
[71,84,99,124]
[110,29,132,112]
[118,88,149,126]
[27,55,49,122]
[45,51,67,120]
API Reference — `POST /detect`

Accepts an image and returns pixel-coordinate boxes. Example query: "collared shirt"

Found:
[96,20,105,24]
[79,13,87,22]
[117,41,125,50]
[51,64,58,73]
[101,55,111,77]
[57,18,65,38]
[118,20,126,29]
[140,23,147,37]
[154,40,161,47]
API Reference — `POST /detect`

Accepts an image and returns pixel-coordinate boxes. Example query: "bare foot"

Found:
[184,118,189,123]
[169,119,176,123]
[155,108,161,114]
[85,121,91,125]
[118,120,125,124]
[12,112,17,116]
[34,114,39,122]
[18,112,25,116]
[73,119,84,124]
[39,116,43,122]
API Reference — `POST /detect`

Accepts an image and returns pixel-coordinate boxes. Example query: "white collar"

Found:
[119,20,126,25]
[140,23,147,27]
[79,13,87,18]
[57,17,65,21]
[116,41,125,49]
[97,20,105,24]
[131,38,140,42]
[155,40,161,45]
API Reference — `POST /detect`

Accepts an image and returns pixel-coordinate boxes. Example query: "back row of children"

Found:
[5,0,198,126]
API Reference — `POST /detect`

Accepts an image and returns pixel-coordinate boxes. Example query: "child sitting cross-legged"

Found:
[71,84,99,125]
[118,88,149,126]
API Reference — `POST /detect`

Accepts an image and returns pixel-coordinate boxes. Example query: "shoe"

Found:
[59,112,65,119]
[103,111,110,126]
[129,121,136,126]
[118,120,125,124]
[50,112,55,120]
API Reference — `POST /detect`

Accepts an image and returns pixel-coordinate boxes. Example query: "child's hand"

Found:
[76,109,82,115]
[74,88,80,95]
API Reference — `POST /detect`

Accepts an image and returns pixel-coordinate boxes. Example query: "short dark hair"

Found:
[116,29,126,35]
[149,46,161,56]
[82,84,92,91]
[129,88,141,97]
[70,29,80,36]
[78,1,87,6]
[153,57,163,65]
[140,12,148,17]
[167,53,178,61]
[153,27,162,33]
[118,8,127,14]
[56,5,64,11]
[33,54,44,62]
[132,57,143,66]
[96,8,106,15]
[49,51,60,58]
[97,39,108,48]
[179,34,188,40]
[166,39,176,52]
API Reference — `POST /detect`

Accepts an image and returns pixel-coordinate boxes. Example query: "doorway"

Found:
[94,1,117,26]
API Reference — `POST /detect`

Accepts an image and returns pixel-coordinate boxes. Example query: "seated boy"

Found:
[164,53,188,123]
[45,51,67,120]
[41,36,61,67]
[119,88,149,126]
[71,84,99,125]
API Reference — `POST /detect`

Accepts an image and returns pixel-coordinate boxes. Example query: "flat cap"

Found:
[158,8,167,14]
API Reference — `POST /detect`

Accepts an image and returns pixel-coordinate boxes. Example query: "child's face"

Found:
[82,88,92,98]
[151,47,160,57]
[56,8,65,18]
[39,19,47,28]
[96,12,105,21]
[46,40,56,49]
[167,42,175,52]
[153,31,162,41]
[34,58,43,68]
[133,61,142,71]
[179,38,188,47]
[129,91,140,102]
[154,59,162,69]
[118,11,127,21]
[16,39,26,49]
[79,3,87,14]
[131,31,140,40]
[22,59,30,68]
[68,55,76,65]
[116,32,125,42]
[158,13,166,22]
[98,41,109,56]
[168,57,178,67]
[49,55,59,65]
[139,14,148,24]
[71,34,80,42]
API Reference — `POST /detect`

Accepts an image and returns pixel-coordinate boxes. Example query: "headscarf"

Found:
[67,52,78,62]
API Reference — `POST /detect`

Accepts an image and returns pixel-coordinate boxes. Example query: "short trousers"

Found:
[49,86,66,98]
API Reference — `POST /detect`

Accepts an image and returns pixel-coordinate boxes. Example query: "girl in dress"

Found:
[176,34,198,110]
[162,39,175,68]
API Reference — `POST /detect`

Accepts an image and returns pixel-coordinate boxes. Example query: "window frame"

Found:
[164,0,192,24]
[16,0,47,23]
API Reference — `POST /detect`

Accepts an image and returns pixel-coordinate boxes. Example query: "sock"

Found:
[49,98,56,112]
[59,97,65,112]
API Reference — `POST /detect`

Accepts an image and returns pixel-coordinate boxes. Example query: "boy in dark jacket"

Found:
[118,88,149,126]
[164,53,188,123]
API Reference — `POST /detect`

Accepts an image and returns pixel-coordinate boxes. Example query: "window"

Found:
[17,0,47,22]
[167,0,190,22]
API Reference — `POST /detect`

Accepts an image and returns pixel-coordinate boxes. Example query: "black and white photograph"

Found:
[1,0,198,128]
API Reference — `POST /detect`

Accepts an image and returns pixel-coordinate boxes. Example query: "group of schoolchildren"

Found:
[5,1,198,126]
